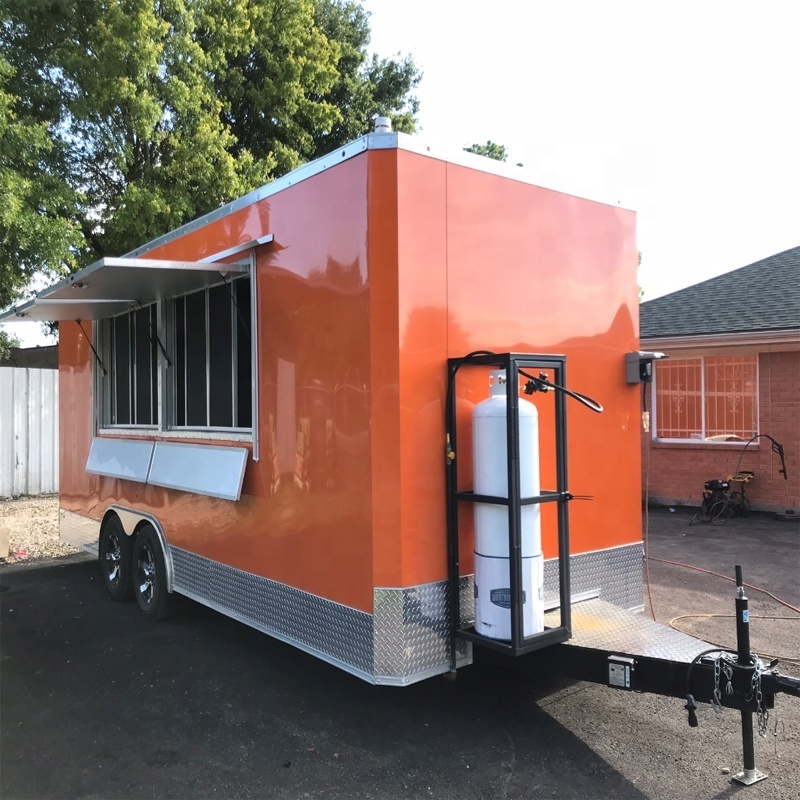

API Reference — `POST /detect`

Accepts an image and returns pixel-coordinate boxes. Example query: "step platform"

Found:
[544,597,709,663]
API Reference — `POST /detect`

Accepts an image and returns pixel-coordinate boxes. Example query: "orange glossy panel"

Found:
[62,156,375,612]
[366,149,402,589]
[395,151,449,586]
[445,165,640,562]
[392,154,640,586]
[59,321,101,514]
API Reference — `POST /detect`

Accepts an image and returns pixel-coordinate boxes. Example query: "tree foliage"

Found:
[0,55,83,309]
[0,0,419,310]
[0,327,21,360]
[464,140,507,162]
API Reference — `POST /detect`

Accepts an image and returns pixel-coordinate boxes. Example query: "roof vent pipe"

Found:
[374,116,392,134]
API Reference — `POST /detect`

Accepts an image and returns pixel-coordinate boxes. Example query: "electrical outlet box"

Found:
[626,351,667,384]
[608,655,635,689]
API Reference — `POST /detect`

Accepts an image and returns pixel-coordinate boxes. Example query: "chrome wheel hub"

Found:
[137,545,156,603]
[105,533,122,584]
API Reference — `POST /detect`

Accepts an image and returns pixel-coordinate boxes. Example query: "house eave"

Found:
[640,328,800,350]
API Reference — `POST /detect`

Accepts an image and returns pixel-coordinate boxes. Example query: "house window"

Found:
[654,355,758,442]
[99,305,158,426]
[170,278,252,429]
[97,276,253,433]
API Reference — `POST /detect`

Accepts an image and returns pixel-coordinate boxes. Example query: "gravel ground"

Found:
[0,495,77,562]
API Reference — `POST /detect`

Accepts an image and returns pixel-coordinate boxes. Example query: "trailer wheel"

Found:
[132,525,169,621]
[99,516,134,601]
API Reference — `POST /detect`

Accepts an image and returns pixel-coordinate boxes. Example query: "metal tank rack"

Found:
[445,351,574,665]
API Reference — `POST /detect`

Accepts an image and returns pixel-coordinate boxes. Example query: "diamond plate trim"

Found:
[373,578,473,686]
[544,543,643,612]
[170,547,374,681]
[59,509,100,555]
[545,597,709,662]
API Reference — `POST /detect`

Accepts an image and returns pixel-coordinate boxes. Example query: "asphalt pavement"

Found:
[2,508,798,799]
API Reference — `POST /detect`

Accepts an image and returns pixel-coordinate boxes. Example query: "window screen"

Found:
[98,276,252,432]
[170,276,252,430]
[101,304,158,426]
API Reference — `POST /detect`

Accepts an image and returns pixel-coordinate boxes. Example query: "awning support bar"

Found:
[222,274,250,342]
[77,320,107,377]
[136,301,172,367]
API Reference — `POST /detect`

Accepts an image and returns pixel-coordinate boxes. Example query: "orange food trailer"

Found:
[7,125,800,784]
[4,126,643,684]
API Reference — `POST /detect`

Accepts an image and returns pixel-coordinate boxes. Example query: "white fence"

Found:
[0,368,59,497]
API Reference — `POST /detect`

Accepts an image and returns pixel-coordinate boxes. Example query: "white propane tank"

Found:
[473,370,544,639]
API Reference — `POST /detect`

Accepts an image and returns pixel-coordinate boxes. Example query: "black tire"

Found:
[696,496,715,524]
[99,516,134,601]
[710,499,734,525]
[732,491,752,517]
[132,525,169,621]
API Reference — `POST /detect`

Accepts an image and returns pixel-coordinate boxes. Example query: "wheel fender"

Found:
[104,505,174,593]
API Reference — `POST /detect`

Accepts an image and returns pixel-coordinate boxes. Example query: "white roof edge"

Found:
[126,131,634,259]
[392,132,636,211]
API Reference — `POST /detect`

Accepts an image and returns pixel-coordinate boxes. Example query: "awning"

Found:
[0,241,270,323]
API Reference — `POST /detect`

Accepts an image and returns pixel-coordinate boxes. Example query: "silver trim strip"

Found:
[59,507,644,686]
[250,251,260,462]
[169,546,375,681]
[126,139,373,258]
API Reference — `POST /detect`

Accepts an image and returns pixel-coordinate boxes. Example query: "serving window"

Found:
[170,278,252,430]
[99,304,159,427]
[97,275,253,435]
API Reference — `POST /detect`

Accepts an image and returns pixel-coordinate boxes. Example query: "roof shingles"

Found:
[640,246,800,338]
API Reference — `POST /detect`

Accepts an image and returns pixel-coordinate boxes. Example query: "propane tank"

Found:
[473,370,544,639]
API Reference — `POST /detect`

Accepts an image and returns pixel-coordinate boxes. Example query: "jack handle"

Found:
[685,694,699,728]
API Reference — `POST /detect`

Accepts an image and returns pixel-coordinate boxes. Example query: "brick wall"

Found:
[642,348,799,513]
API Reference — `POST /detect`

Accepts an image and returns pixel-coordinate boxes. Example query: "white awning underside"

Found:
[1,254,255,322]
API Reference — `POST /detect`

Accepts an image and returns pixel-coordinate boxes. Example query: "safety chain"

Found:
[712,656,722,712]
[747,656,770,738]
[711,653,768,736]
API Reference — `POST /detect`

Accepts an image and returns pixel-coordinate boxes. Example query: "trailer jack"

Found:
[475,565,800,787]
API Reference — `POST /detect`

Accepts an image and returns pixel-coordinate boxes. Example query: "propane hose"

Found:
[519,369,603,413]
[445,352,604,466]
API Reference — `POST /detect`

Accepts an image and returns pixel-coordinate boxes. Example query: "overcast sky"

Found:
[364,0,800,300]
[5,0,798,347]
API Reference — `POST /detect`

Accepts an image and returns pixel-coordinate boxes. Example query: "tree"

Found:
[0,0,419,311]
[310,0,419,156]
[0,328,21,360]
[0,56,83,310]
[464,140,507,162]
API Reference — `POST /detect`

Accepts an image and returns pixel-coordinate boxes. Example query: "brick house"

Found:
[640,245,799,513]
